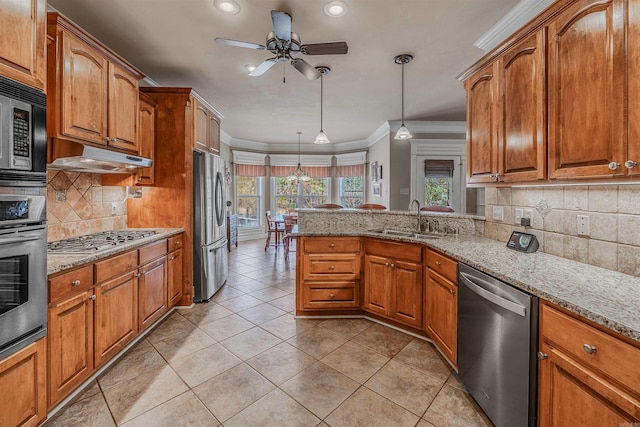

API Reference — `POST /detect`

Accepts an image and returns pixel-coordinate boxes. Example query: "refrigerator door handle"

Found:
[215,171,225,227]
[201,245,209,282]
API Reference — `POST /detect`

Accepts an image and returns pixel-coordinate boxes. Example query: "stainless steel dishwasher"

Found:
[457,263,538,427]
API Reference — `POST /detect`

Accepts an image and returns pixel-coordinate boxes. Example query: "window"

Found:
[273,177,329,213]
[339,176,364,207]
[424,160,454,208]
[236,176,261,228]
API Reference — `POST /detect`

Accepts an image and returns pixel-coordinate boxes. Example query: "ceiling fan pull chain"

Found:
[283,62,286,84]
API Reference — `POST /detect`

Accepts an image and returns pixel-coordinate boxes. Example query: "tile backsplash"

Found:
[484,185,640,277]
[47,170,127,242]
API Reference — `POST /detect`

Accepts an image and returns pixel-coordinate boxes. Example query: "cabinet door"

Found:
[466,63,499,184]
[0,0,46,91]
[548,0,626,179]
[538,342,640,426]
[0,338,47,427]
[60,30,108,145]
[193,99,209,152]
[497,30,546,183]
[138,256,167,330]
[363,254,391,316]
[168,248,183,308]
[48,290,94,408]
[627,0,640,176]
[94,271,138,367]
[108,62,139,152]
[209,116,220,153]
[391,260,422,328]
[426,269,457,365]
[135,95,155,185]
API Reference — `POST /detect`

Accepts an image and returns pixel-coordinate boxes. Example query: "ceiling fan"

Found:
[215,10,348,80]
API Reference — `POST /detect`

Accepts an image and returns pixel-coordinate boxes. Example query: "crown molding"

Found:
[367,121,391,146]
[474,0,555,53]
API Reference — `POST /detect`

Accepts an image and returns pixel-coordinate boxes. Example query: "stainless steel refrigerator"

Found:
[193,151,228,302]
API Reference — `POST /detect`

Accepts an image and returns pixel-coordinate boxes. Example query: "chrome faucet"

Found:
[409,199,421,232]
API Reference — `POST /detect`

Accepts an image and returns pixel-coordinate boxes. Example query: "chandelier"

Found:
[288,132,311,182]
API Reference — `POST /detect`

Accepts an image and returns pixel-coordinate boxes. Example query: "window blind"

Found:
[424,160,454,178]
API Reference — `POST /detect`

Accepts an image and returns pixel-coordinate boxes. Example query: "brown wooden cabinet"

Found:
[0,338,47,427]
[135,93,156,185]
[538,302,640,425]
[138,252,168,330]
[0,0,47,91]
[193,97,221,154]
[424,248,458,366]
[363,239,423,329]
[547,0,626,180]
[47,13,143,155]
[297,237,361,311]
[168,250,183,309]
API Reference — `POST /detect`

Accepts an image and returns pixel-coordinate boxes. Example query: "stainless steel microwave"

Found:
[0,76,46,186]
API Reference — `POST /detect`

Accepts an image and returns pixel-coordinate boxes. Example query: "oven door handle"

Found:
[0,235,42,245]
[459,271,527,317]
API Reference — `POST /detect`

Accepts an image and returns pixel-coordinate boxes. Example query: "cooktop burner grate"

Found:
[48,230,157,254]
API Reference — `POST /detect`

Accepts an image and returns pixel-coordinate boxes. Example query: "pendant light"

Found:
[314,66,331,144]
[288,132,311,182]
[393,54,413,140]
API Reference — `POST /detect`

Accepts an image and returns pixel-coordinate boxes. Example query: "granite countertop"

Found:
[47,228,184,275]
[294,230,640,343]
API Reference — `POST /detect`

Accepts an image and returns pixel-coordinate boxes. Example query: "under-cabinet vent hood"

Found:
[48,143,152,174]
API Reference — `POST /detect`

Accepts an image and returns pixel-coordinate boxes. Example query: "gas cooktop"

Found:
[48,230,157,254]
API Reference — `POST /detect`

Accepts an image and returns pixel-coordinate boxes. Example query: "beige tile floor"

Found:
[45,239,493,427]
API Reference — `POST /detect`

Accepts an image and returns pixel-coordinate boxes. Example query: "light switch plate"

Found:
[515,208,523,225]
[577,215,590,236]
[493,206,504,221]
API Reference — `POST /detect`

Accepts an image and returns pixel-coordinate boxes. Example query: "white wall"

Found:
[366,134,390,208]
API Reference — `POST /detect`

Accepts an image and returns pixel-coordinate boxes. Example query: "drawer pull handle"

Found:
[435,261,441,266]
[329,243,335,248]
[449,289,456,295]
[537,352,548,360]
[329,265,335,270]
[583,344,597,354]
[71,280,81,286]
[329,293,335,298]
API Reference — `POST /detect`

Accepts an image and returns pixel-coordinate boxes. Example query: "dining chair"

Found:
[282,214,297,260]
[355,203,387,210]
[264,210,284,251]
[313,203,343,209]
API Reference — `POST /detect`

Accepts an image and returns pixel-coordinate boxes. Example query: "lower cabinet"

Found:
[0,338,47,427]
[424,248,458,366]
[138,256,167,330]
[363,239,423,329]
[167,247,183,308]
[538,302,640,426]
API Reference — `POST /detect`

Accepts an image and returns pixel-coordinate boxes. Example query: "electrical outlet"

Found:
[515,208,523,225]
[111,203,117,215]
[577,215,590,236]
[523,209,533,221]
[493,206,504,221]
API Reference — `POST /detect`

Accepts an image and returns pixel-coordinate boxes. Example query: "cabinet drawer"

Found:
[541,303,640,396]
[364,238,422,263]
[95,250,138,283]
[139,239,168,264]
[302,281,359,308]
[168,235,183,252]
[303,254,360,280]
[303,237,360,253]
[49,265,94,303]
[426,248,457,283]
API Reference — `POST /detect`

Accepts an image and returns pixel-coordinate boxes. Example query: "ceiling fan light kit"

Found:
[215,10,348,81]
[394,53,413,140]
[314,66,331,144]
[214,0,240,14]
[324,1,348,17]
[288,132,311,182]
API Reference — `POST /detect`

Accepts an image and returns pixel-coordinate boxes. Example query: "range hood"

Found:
[48,142,152,174]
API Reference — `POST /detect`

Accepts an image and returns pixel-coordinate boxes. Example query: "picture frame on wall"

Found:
[371,161,378,182]
[373,182,381,196]
[377,164,382,181]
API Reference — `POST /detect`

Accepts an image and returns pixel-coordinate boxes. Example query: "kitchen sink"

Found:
[368,229,441,239]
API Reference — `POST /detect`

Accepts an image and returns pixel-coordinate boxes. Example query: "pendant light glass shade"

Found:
[393,54,413,141]
[314,67,331,144]
[288,132,311,182]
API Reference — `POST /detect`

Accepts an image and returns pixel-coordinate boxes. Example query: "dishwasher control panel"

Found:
[507,231,539,253]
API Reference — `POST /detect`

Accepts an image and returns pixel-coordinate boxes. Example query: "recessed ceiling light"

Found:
[324,1,348,17]
[244,64,257,72]
[214,0,240,14]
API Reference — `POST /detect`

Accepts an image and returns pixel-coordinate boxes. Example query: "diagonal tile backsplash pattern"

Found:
[47,170,128,242]
[484,185,640,277]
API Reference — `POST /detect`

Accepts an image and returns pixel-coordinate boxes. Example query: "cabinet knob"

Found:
[625,160,638,169]
[170,256,176,261]
[137,176,142,182]
[71,280,81,286]
[175,241,180,245]
[105,137,110,142]
[449,289,456,295]
[329,243,335,248]
[385,262,389,267]
[90,294,96,300]
[112,137,120,142]
[583,344,597,354]
[390,263,395,268]
[329,265,335,270]
[435,261,441,266]
[329,293,335,298]
[136,273,142,278]
[537,351,548,360]
[608,162,620,170]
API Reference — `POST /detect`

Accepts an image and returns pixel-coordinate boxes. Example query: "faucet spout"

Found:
[409,199,421,232]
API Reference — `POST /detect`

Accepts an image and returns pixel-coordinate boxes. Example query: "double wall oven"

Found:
[0,76,48,360]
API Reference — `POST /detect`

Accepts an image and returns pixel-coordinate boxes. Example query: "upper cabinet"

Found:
[134,93,156,185]
[46,13,143,153]
[193,96,221,154]
[0,0,46,91]
[460,0,640,184]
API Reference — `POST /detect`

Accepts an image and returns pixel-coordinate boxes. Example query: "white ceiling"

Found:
[47,0,521,147]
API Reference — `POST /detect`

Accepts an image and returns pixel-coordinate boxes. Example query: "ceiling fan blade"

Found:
[249,58,277,76]
[215,38,265,50]
[291,58,321,80]
[271,10,291,42]
[301,42,349,55]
